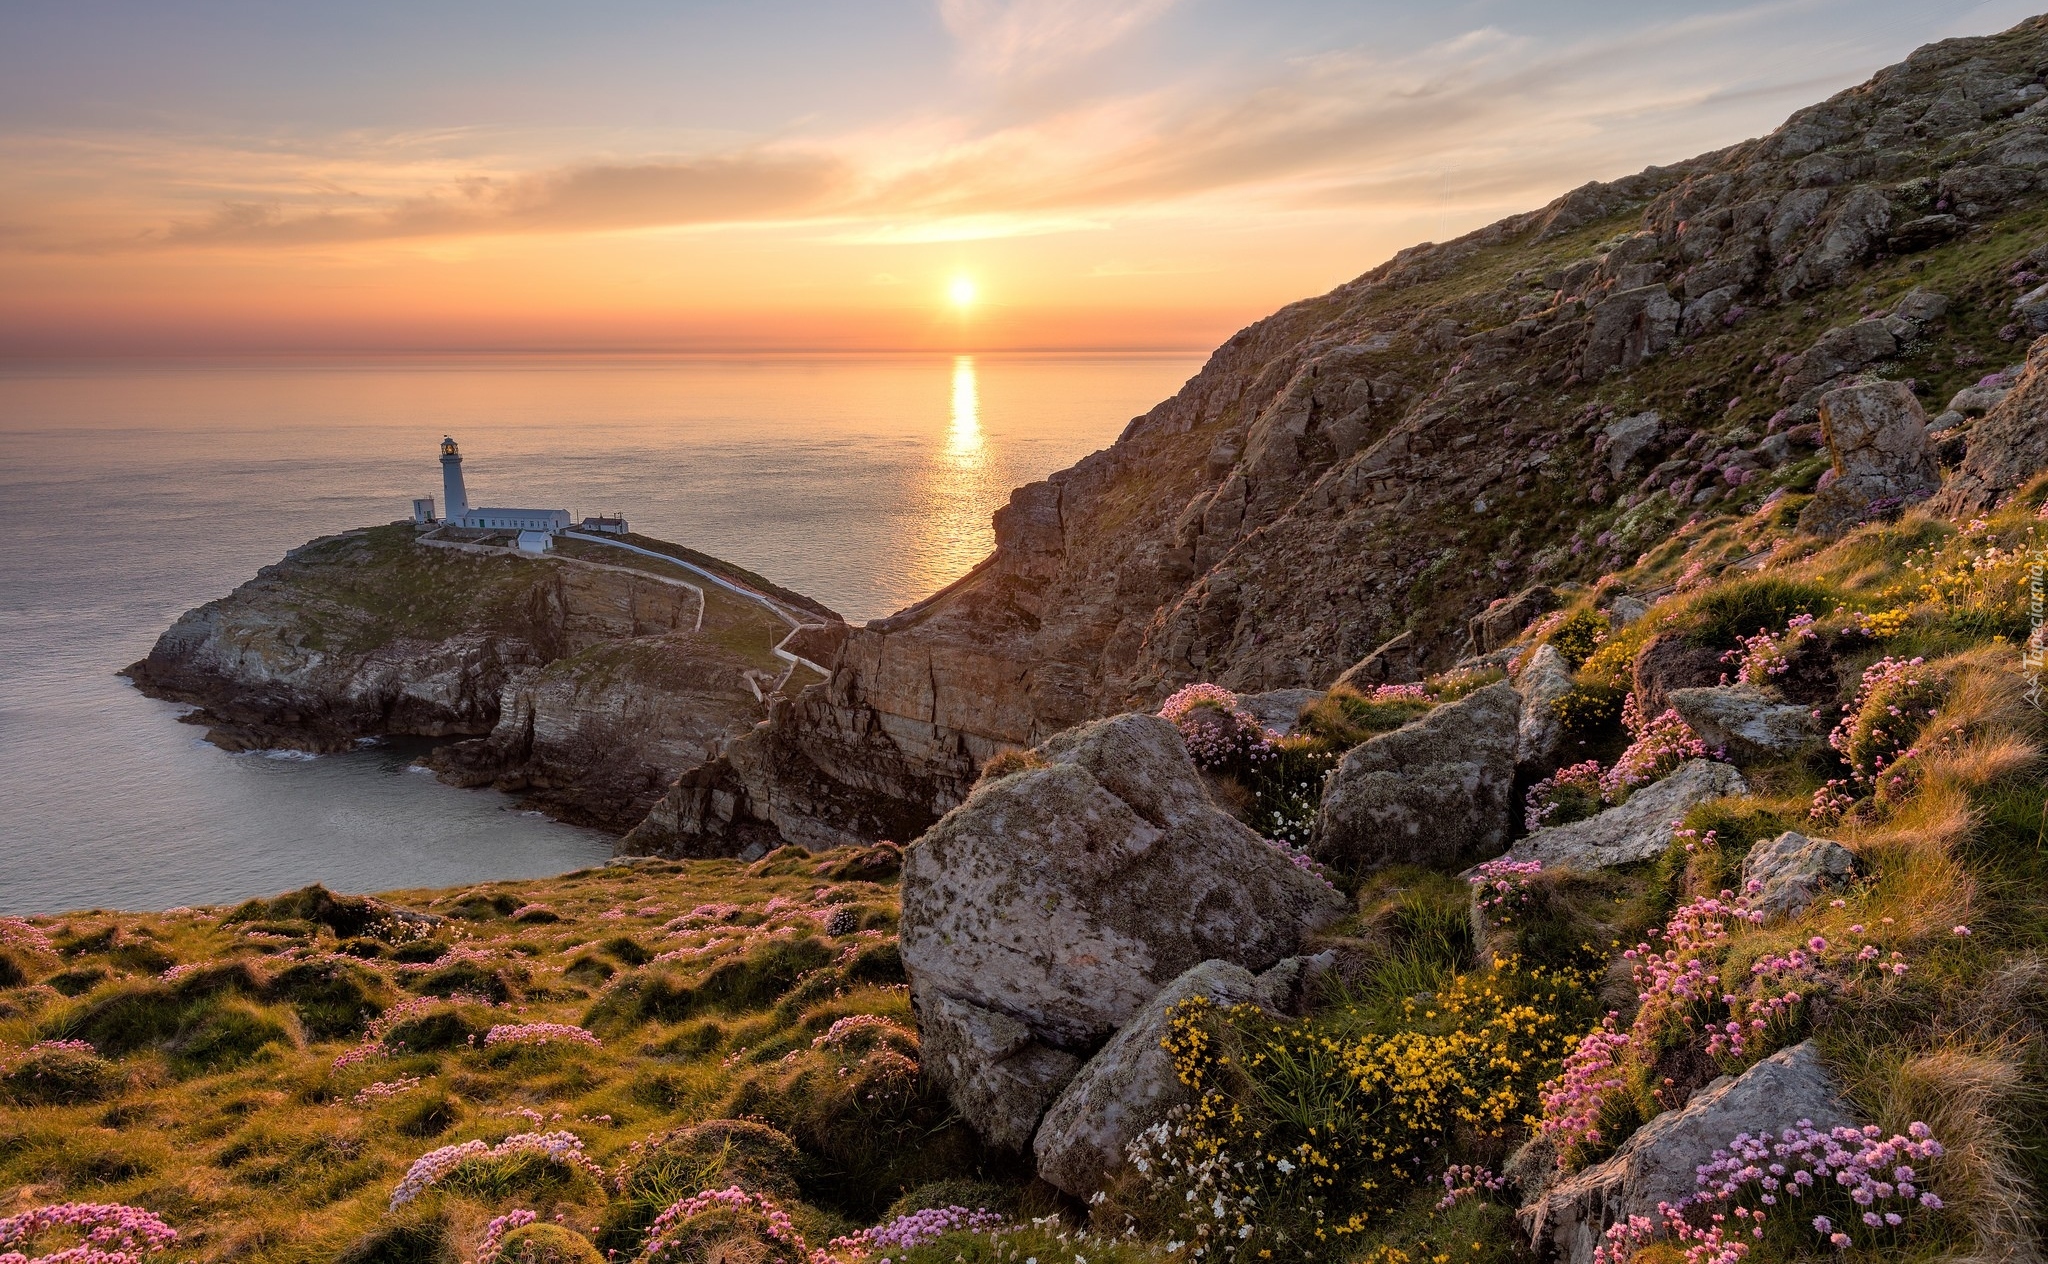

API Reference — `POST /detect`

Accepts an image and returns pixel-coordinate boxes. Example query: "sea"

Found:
[0,353,1202,914]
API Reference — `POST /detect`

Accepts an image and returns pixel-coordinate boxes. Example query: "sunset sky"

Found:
[3,0,2040,354]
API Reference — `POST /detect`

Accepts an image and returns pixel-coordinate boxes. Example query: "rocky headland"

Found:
[127,524,841,831]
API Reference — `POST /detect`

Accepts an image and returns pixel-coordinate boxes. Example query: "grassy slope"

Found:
[0,846,1012,1264]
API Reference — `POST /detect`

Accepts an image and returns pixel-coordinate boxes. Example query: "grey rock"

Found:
[1779,320,1897,399]
[1888,214,1963,252]
[1469,585,1555,655]
[1239,688,1323,737]
[916,990,1081,1152]
[1605,595,1650,626]
[1755,432,1794,466]
[1947,383,2011,416]
[1517,644,1578,770]
[1936,333,2048,517]
[1889,286,1949,326]
[1582,286,1680,378]
[1741,830,1859,921]
[1313,681,1520,873]
[1603,411,1664,479]
[900,712,1344,1052]
[1927,409,1968,434]
[2016,282,2048,336]
[1331,630,1424,691]
[1253,951,1337,1016]
[1632,633,1726,716]
[1509,760,1748,870]
[1034,960,1271,1196]
[1799,380,1939,536]
[1520,1042,1857,1264]
[1667,684,1817,762]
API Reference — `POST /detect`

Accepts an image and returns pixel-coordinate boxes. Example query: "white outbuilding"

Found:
[515,530,555,554]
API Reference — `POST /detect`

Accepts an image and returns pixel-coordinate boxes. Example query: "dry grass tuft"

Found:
[1871,1042,2043,1264]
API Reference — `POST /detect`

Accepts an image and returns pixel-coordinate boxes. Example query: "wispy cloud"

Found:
[0,0,1995,258]
[155,152,849,246]
[938,0,1180,79]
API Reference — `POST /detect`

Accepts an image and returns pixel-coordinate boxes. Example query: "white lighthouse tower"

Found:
[440,436,469,523]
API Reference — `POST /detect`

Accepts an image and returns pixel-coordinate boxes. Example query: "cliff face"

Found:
[627,16,2048,856]
[129,524,783,831]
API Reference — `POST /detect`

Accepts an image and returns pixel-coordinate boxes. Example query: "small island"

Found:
[125,436,846,832]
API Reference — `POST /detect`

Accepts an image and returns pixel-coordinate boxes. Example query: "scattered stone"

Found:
[1313,681,1520,873]
[1330,630,1424,691]
[1798,380,1939,536]
[901,712,1344,1053]
[1509,760,1748,870]
[1034,960,1270,1197]
[1517,644,1578,770]
[1741,831,1859,921]
[1605,595,1650,626]
[1602,411,1664,479]
[1946,383,2011,416]
[1632,634,1725,716]
[1520,1042,1857,1264]
[1469,586,1556,656]
[916,992,1081,1153]
[1666,684,1817,762]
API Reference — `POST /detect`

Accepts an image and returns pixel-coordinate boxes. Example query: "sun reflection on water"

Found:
[948,355,982,460]
[904,355,998,597]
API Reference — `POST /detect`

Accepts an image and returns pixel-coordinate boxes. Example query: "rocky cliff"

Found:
[626,14,2048,856]
[129,524,834,831]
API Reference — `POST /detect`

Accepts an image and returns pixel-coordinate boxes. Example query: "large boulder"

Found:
[917,991,1081,1153]
[1509,760,1747,870]
[1517,644,1578,771]
[1798,381,1939,536]
[1313,682,1520,873]
[1741,830,1859,922]
[1520,1042,1857,1264]
[901,712,1344,1052]
[1330,631,1424,691]
[1666,684,1817,762]
[1934,333,2048,517]
[1631,634,1725,716]
[1034,960,1272,1197]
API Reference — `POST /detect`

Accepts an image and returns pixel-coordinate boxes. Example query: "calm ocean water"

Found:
[0,353,1201,914]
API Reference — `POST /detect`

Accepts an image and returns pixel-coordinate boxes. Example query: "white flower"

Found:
[1275,1158,1295,1173]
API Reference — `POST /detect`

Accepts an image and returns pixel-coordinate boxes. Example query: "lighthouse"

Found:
[440,435,469,523]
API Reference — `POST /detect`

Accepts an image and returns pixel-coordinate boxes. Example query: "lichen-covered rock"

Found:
[1799,380,1939,535]
[1667,684,1817,762]
[915,990,1080,1153]
[1520,1042,1856,1264]
[1313,681,1520,873]
[1741,831,1859,921]
[1033,960,1270,1196]
[1581,285,1679,377]
[1509,760,1748,870]
[900,713,1344,1055]
[1935,333,2048,516]
[1517,644,1578,771]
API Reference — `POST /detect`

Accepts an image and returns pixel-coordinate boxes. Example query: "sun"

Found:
[948,275,977,310]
